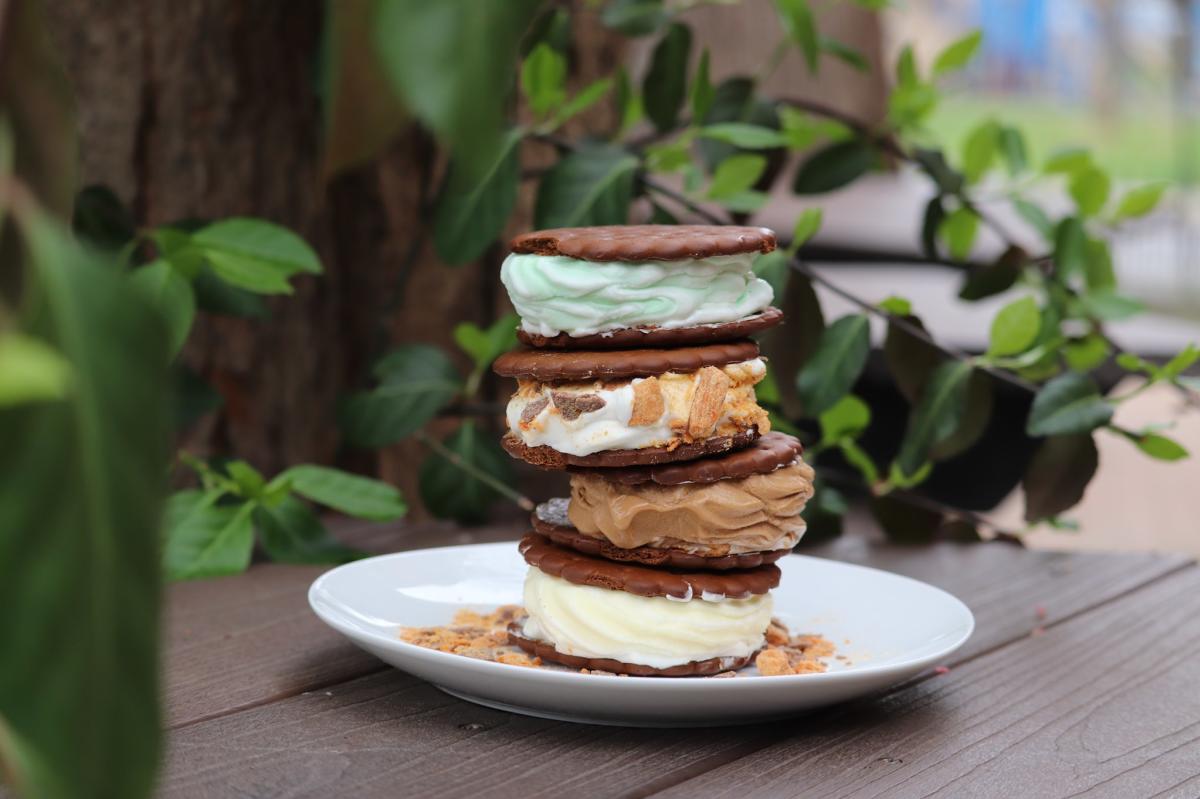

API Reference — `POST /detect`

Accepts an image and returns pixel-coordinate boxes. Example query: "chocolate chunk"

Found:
[501,427,760,469]
[507,623,757,677]
[510,224,775,261]
[518,534,780,600]
[571,432,804,485]
[493,340,759,382]
[519,396,549,426]
[531,501,790,571]
[516,307,784,350]
[551,391,606,421]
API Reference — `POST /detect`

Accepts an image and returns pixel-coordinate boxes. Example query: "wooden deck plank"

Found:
[649,565,1200,799]
[160,544,1190,796]
[163,520,523,727]
[163,531,1189,728]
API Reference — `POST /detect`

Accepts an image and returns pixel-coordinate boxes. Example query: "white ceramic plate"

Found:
[309,542,974,727]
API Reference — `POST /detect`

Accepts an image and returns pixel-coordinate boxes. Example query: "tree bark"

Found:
[44,0,623,516]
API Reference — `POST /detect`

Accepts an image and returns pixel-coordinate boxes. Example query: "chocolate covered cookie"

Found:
[501,225,778,346]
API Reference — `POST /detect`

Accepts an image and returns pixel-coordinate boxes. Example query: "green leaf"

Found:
[521,42,566,116]
[646,139,692,174]
[821,37,868,71]
[128,261,196,358]
[276,464,407,521]
[789,208,823,252]
[1053,216,1087,277]
[961,119,999,184]
[987,296,1040,356]
[72,185,135,252]
[883,314,940,403]
[819,394,871,440]
[202,250,293,295]
[997,126,1028,175]
[870,494,943,543]
[774,0,819,72]
[1043,147,1092,176]
[921,196,946,260]
[1078,289,1144,321]
[419,420,515,524]
[1116,352,1156,375]
[959,245,1023,301]
[714,190,769,213]
[454,313,519,371]
[1113,182,1168,221]
[878,295,911,316]
[699,123,788,149]
[0,332,70,407]
[913,148,964,195]
[535,143,638,228]
[642,22,692,132]
[1,211,168,798]
[932,30,982,76]
[929,370,993,461]
[779,106,819,150]
[1063,335,1111,372]
[888,81,938,129]
[691,49,714,121]
[601,0,669,36]
[319,0,409,178]
[895,360,973,477]
[193,218,322,275]
[792,139,877,194]
[1083,237,1115,290]
[1022,434,1098,521]
[1027,372,1113,436]
[1135,433,1188,461]
[554,78,613,127]
[895,44,918,86]
[1162,344,1199,379]
[164,492,256,580]
[1012,197,1053,240]
[1068,165,1111,218]
[432,129,521,265]
[939,206,979,260]
[614,66,643,134]
[339,344,462,447]
[190,264,268,319]
[373,0,541,176]
[225,460,266,499]
[255,496,364,565]
[839,439,879,484]
[707,154,767,199]
[795,314,871,416]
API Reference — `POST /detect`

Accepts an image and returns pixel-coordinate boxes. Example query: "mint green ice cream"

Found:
[500,253,774,337]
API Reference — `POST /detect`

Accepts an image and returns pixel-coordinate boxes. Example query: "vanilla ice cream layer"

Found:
[505,359,769,456]
[521,567,773,669]
[500,252,774,337]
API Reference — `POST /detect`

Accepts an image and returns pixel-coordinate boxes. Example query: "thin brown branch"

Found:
[416,430,534,512]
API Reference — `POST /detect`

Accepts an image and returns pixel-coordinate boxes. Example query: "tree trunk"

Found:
[43,1,620,515]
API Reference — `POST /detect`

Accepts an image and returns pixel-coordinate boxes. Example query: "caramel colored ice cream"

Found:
[567,458,815,556]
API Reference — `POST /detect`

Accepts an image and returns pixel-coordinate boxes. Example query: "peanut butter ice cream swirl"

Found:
[567,457,815,556]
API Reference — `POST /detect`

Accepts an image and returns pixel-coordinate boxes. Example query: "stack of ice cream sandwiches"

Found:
[493,225,815,676]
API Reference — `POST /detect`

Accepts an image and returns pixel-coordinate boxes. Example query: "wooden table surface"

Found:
[160,519,1200,798]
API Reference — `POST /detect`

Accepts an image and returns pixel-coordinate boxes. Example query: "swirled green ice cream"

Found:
[500,252,774,338]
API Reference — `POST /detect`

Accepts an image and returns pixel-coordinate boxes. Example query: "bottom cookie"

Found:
[507,623,755,677]
[532,499,790,571]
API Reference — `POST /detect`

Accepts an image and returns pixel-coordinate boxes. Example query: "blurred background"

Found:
[41,0,1200,553]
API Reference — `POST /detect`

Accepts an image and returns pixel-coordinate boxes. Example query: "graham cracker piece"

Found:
[687,366,732,438]
[628,377,665,426]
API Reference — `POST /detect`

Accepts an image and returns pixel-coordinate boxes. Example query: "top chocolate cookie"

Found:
[511,225,776,261]
[501,225,782,350]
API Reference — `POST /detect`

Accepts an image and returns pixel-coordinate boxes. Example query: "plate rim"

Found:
[308,541,975,689]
